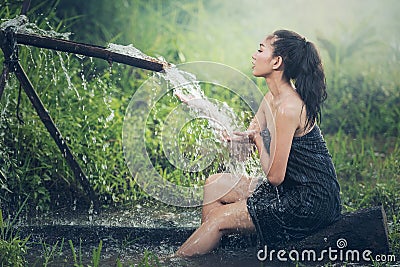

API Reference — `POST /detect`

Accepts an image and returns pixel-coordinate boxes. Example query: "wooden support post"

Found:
[0,27,100,211]
[20,0,31,15]
[0,64,10,99]
[0,16,169,211]
[13,61,100,210]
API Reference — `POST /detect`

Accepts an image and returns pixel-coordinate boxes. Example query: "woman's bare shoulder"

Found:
[278,94,303,116]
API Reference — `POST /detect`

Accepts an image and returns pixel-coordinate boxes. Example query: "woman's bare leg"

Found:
[202,173,257,223]
[176,199,255,257]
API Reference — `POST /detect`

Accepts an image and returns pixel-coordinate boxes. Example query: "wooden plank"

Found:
[281,205,390,255]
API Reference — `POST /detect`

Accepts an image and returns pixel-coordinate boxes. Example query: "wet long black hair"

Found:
[271,29,327,130]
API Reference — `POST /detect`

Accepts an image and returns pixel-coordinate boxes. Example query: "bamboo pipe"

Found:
[15,33,167,72]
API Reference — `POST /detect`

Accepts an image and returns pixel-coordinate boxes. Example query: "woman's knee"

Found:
[205,173,229,186]
[203,173,236,202]
[204,173,250,205]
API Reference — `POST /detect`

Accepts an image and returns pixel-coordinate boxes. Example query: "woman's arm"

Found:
[264,102,299,186]
[248,95,269,133]
[227,94,270,158]
[253,130,270,176]
[247,93,274,172]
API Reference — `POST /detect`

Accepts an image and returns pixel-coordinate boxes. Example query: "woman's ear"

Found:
[272,55,283,70]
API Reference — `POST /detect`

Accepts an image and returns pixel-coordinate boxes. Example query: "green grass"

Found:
[0,201,29,267]
[0,0,399,263]
[326,133,400,256]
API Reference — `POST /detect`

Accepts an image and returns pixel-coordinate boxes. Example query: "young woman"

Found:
[176,29,341,257]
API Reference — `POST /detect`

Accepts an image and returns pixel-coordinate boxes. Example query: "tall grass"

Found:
[0,209,27,267]
[1,2,156,211]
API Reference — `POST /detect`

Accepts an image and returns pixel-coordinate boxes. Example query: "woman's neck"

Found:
[265,76,293,97]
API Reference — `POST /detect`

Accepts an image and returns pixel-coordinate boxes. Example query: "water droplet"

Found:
[82,154,87,164]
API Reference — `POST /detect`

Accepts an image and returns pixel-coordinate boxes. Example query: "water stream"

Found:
[1,16,265,266]
[107,42,243,136]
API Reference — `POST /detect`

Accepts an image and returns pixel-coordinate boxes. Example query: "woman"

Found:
[176,29,341,257]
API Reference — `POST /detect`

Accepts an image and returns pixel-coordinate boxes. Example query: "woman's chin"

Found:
[252,70,261,77]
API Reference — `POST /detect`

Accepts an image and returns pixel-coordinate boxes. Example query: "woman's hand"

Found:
[227,130,259,144]
[222,130,258,161]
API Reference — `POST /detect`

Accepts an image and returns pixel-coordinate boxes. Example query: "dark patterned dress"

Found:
[247,125,341,247]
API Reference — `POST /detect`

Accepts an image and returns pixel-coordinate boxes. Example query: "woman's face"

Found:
[251,36,276,77]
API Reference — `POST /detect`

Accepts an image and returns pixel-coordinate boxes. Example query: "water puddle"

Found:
[25,200,201,228]
[25,241,264,267]
[21,201,266,266]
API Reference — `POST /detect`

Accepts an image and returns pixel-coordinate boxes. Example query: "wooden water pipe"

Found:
[0,13,168,211]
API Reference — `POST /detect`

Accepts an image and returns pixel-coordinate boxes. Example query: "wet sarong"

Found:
[247,125,341,246]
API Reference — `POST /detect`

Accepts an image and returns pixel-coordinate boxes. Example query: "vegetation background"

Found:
[0,0,399,265]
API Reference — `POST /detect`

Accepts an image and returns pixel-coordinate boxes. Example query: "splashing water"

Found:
[159,66,241,136]
[56,51,81,100]
[109,43,261,178]
[102,42,241,139]
[106,43,163,64]
[158,65,258,177]
[4,13,263,204]
[0,19,268,264]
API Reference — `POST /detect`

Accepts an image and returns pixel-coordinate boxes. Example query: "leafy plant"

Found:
[0,200,28,267]
[137,249,161,267]
[91,240,102,267]
[39,239,64,267]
